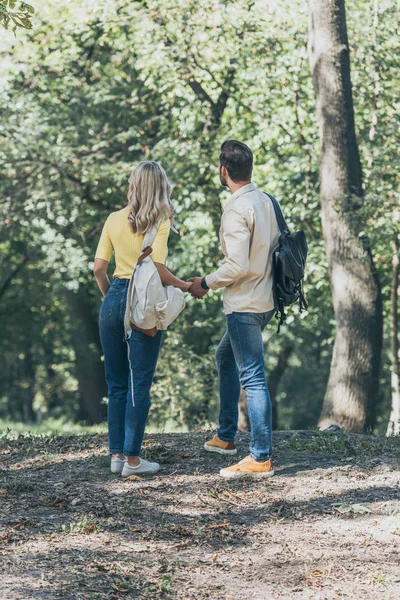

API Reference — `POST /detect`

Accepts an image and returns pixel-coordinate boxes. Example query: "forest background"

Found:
[0,0,399,435]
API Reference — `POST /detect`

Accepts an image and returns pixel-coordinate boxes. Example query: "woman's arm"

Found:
[94,258,111,296]
[154,263,192,292]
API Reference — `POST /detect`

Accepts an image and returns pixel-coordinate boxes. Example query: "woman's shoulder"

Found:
[106,206,130,225]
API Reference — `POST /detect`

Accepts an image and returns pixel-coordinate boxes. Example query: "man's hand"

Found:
[188,277,209,300]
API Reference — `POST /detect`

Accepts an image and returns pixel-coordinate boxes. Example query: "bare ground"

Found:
[0,430,399,600]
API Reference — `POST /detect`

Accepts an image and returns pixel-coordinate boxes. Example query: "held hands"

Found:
[188,277,209,300]
[181,281,193,293]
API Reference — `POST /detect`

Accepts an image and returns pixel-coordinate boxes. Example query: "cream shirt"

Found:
[205,183,279,314]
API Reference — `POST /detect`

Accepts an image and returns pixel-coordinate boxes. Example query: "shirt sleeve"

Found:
[151,219,171,264]
[95,217,114,262]
[205,209,251,290]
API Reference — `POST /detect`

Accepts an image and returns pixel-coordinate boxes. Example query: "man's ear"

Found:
[221,165,228,178]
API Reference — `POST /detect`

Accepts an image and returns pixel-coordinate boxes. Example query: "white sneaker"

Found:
[121,458,160,478]
[110,457,125,474]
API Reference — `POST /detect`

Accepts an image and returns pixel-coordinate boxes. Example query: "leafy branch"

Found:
[0,1,34,32]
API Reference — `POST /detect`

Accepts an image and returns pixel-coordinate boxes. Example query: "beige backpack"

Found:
[124,224,185,338]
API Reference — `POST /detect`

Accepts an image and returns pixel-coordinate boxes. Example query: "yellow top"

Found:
[95,206,171,279]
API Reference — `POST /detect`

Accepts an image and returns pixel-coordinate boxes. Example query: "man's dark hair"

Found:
[219,140,253,182]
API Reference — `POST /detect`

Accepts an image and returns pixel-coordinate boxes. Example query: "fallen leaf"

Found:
[174,452,190,460]
[122,474,144,482]
[111,584,129,593]
[128,544,148,552]
[332,502,371,515]
[332,503,352,514]
[351,504,371,515]
[309,569,324,578]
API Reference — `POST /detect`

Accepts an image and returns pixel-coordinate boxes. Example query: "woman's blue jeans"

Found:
[99,278,162,456]
[216,311,275,461]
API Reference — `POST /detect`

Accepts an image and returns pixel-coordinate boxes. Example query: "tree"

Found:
[0,1,34,31]
[308,0,383,432]
[1,0,398,432]
[65,288,107,424]
[387,234,400,436]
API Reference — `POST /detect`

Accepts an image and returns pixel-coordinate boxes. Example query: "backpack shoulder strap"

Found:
[265,193,290,234]
[141,220,161,251]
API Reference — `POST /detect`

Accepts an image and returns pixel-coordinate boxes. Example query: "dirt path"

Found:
[0,431,399,600]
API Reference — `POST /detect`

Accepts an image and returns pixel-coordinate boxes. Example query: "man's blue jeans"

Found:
[99,278,162,456]
[216,311,275,461]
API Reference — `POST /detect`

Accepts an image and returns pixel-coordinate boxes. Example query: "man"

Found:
[189,140,279,479]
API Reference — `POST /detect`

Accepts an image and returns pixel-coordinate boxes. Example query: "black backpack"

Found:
[266,194,308,332]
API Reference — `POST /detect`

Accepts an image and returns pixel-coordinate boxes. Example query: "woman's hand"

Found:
[181,281,193,293]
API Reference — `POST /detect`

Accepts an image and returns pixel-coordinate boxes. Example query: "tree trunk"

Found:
[308,0,383,432]
[268,342,294,430]
[238,342,293,431]
[66,289,107,424]
[387,235,400,436]
[22,344,35,423]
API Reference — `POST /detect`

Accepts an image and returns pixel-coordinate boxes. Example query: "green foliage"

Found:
[0,0,398,431]
[0,1,34,32]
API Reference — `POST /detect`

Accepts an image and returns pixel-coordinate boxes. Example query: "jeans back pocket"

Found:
[100,289,120,321]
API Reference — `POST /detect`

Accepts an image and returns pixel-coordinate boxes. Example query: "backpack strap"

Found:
[265,193,290,235]
[124,273,134,339]
[134,220,162,265]
[141,221,161,252]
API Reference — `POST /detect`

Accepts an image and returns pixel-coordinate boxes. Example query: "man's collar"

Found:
[225,182,257,207]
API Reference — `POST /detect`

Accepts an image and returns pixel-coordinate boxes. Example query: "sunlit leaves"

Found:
[0,1,34,32]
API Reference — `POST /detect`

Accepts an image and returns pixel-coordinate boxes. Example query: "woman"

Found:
[94,161,191,477]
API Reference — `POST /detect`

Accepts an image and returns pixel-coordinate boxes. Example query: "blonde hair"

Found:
[127,161,174,234]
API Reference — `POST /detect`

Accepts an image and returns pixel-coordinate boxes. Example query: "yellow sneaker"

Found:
[204,435,237,456]
[220,455,274,479]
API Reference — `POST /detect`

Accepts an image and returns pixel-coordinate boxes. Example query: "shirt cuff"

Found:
[205,273,219,291]
[95,250,113,262]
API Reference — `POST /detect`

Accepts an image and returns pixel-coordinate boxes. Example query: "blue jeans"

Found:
[216,311,275,461]
[99,278,162,456]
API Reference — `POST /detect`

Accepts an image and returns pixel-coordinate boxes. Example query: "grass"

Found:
[1,420,399,465]
[1,476,35,495]
[288,429,400,456]
[63,515,97,534]
[0,418,193,439]
[0,418,108,437]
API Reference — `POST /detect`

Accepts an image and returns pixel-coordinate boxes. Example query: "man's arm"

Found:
[189,209,251,299]
[206,208,250,289]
